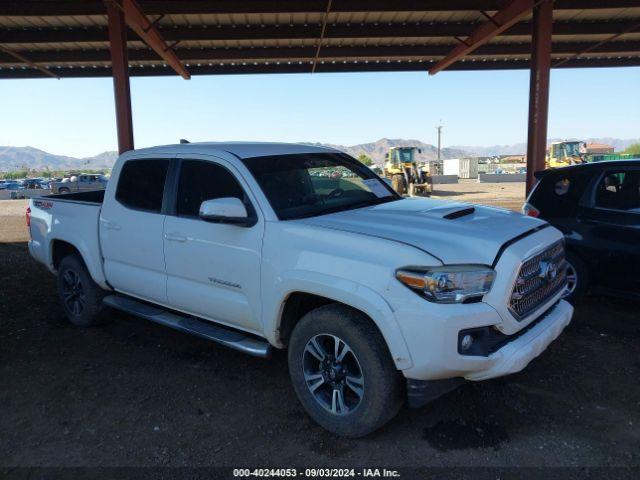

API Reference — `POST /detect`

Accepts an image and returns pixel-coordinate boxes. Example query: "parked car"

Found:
[22,179,48,190]
[523,160,640,303]
[28,142,573,437]
[1,181,23,190]
[50,173,107,194]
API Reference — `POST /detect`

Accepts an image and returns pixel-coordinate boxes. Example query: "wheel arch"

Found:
[51,239,81,270]
[49,237,109,289]
[268,274,413,371]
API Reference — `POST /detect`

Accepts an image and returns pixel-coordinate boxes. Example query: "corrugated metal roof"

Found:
[0,1,638,78]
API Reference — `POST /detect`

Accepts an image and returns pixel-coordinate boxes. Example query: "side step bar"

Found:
[103,295,272,358]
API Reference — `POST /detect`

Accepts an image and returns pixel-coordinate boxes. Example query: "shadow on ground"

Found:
[1,241,639,468]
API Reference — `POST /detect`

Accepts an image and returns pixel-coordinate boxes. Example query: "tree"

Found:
[357,153,373,166]
[623,143,640,156]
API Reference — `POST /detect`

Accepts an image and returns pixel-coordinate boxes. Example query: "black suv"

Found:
[523,160,640,303]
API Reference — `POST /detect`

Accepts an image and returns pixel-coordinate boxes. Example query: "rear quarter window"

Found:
[530,171,593,217]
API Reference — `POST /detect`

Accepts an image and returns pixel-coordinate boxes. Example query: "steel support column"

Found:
[107,0,134,154]
[526,0,552,195]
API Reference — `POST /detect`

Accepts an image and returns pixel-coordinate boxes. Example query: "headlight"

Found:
[396,265,495,303]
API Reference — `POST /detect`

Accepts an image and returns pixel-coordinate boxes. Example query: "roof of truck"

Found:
[125,142,341,160]
[534,159,640,179]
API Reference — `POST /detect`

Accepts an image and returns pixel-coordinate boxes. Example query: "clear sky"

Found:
[1,67,638,158]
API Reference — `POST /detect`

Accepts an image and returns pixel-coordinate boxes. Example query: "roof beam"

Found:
[553,20,640,67]
[1,0,637,16]
[2,56,639,80]
[2,19,639,44]
[429,0,538,75]
[110,0,189,79]
[0,44,59,78]
[2,41,639,65]
[311,0,333,73]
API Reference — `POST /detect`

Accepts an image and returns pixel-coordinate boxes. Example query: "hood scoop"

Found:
[420,203,476,220]
[443,207,475,219]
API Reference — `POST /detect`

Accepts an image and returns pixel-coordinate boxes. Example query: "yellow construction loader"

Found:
[546,141,587,168]
[383,146,432,196]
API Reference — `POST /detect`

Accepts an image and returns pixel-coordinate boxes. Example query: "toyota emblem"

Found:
[539,260,558,283]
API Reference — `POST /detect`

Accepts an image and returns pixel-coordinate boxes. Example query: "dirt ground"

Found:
[432,178,527,212]
[1,192,639,471]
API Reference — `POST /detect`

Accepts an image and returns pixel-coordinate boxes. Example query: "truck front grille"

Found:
[510,241,567,320]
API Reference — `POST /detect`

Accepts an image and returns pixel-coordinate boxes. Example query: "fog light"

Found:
[460,334,474,351]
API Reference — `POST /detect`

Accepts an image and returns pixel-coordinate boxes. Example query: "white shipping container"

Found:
[442,158,460,176]
[459,158,479,179]
[443,158,479,178]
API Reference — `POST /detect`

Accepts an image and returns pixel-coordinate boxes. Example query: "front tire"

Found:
[563,252,588,305]
[288,304,403,437]
[391,174,406,195]
[57,254,105,327]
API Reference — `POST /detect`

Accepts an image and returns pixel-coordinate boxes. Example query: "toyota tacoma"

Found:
[28,142,573,437]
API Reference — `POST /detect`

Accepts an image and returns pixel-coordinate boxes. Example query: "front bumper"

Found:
[401,300,572,407]
[395,298,573,382]
[464,299,572,381]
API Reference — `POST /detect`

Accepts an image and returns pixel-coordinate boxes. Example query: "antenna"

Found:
[179,138,190,144]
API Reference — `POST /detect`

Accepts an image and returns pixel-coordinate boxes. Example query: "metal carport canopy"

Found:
[1,0,639,191]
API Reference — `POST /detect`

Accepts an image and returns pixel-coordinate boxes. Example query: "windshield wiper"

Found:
[347,196,399,210]
[301,196,399,218]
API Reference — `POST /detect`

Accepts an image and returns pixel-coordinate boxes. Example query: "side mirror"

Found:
[199,197,255,226]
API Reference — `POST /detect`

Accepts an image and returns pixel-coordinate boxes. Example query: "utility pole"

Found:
[436,123,443,161]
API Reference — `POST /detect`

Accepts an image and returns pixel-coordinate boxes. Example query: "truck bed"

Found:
[28,189,108,287]
[42,189,105,204]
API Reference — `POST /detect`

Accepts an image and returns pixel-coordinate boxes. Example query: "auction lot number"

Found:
[233,469,400,478]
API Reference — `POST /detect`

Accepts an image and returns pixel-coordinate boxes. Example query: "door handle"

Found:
[164,232,187,243]
[100,219,121,231]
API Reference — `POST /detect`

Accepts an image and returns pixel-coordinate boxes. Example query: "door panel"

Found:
[576,168,640,293]
[164,216,263,331]
[101,206,167,303]
[163,158,263,332]
[576,207,640,293]
[100,158,170,304]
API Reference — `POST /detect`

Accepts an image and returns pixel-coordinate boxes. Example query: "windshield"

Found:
[564,142,581,156]
[396,149,415,163]
[242,152,400,220]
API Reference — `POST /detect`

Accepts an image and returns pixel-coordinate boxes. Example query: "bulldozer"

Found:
[546,141,587,168]
[383,146,432,196]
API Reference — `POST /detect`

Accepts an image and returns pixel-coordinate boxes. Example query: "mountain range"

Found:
[450,137,640,157]
[1,137,638,172]
[306,138,469,165]
[0,146,118,172]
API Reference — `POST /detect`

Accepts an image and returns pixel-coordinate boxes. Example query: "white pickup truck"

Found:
[49,173,108,194]
[28,142,573,437]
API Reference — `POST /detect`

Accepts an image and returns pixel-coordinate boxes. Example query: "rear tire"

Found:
[391,174,406,195]
[288,304,403,437]
[58,187,70,194]
[57,254,106,327]
[563,252,588,305]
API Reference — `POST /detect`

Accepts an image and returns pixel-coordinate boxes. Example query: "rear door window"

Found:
[530,171,593,216]
[595,170,640,211]
[116,159,169,212]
